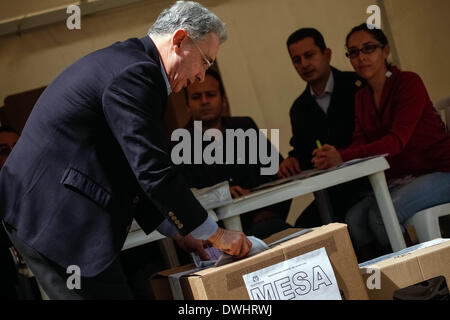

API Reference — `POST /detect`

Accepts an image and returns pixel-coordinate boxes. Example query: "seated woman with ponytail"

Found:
[311,23,450,261]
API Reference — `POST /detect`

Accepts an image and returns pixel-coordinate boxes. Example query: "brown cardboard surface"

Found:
[360,240,450,300]
[150,263,197,300]
[150,223,368,300]
[263,227,303,245]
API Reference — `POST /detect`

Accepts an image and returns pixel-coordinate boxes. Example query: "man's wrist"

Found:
[207,227,223,243]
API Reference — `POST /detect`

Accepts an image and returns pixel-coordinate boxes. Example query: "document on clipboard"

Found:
[250,154,388,192]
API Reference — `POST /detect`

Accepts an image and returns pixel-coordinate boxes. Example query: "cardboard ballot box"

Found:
[150,223,368,300]
[359,238,450,300]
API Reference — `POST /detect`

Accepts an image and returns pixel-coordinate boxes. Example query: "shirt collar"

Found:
[310,71,334,98]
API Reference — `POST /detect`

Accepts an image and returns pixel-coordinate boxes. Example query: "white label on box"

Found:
[242,247,341,300]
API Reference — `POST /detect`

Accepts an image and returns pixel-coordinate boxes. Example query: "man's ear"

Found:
[222,95,229,111]
[172,29,188,52]
[383,44,391,59]
[324,48,332,62]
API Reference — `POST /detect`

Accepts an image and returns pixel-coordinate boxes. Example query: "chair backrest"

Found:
[435,96,450,131]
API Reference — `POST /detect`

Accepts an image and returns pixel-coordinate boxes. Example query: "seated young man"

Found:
[278,27,370,228]
[173,69,292,239]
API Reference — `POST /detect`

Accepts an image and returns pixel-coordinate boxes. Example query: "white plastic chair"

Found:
[404,98,450,243]
[405,203,450,242]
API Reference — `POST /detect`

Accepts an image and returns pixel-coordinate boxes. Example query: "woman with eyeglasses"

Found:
[311,23,450,261]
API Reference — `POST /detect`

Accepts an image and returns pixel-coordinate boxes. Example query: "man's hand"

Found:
[208,227,252,259]
[173,234,211,260]
[311,144,343,169]
[277,157,301,178]
[229,185,250,199]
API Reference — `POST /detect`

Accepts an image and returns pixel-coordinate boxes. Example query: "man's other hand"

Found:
[173,234,211,260]
[277,157,301,178]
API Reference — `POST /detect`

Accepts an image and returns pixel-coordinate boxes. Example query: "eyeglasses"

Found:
[189,37,215,70]
[345,43,384,59]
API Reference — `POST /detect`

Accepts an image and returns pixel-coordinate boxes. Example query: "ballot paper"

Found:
[243,247,341,300]
[190,246,224,268]
[190,181,233,209]
[190,236,269,268]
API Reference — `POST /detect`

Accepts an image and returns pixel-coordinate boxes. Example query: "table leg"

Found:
[369,171,407,251]
[313,190,334,224]
[222,216,243,231]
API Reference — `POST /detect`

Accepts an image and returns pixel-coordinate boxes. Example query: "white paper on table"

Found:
[250,169,323,192]
[250,154,388,193]
[335,153,389,169]
[191,181,232,209]
[242,247,341,300]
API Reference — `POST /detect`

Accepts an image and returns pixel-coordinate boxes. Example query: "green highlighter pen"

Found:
[316,140,322,149]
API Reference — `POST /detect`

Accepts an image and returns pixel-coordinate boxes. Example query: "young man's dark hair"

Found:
[286,27,327,51]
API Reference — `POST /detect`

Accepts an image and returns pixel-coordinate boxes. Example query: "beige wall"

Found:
[383,0,450,103]
[1,0,449,223]
[0,0,74,20]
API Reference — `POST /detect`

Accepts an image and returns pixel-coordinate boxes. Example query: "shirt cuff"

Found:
[189,215,218,240]
[156,219,180,238]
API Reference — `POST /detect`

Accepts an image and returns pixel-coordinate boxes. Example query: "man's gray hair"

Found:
[148,1,227,43]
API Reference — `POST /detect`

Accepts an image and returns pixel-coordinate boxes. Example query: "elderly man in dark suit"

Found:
[277,28,369,228]
[0,1,251,299]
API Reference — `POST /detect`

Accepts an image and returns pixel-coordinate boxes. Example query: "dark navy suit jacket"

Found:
[0,36,208,277]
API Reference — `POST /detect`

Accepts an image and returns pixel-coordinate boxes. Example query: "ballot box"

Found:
[359,238,450,300]
[150,223,368,300]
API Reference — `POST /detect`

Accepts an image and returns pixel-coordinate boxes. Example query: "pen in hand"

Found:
[316,140,322,149]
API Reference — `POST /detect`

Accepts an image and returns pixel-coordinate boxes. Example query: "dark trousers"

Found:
[3,223,134,300]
